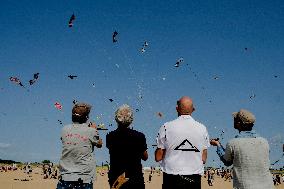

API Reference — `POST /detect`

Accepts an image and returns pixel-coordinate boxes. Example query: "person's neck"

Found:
[238,129,252,133]
[178,113,191,117]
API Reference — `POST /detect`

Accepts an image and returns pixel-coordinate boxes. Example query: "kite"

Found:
[29,73,39,85]
[249,94,256,99]
[73,100,77,104]
[10,77,25,88]
[144,41,149,47]
[97,123,108,130]
[140,41,149,53]
[271,143,284,165]
[68,75,77,79]
[68,14,75,27]
[112,31,118,43]
[157,112,163,118]
[109,99,114,102]
[219,130,225,141]
[54,102,63,110]
[58,120,63,125]
[174,57,184,67]
[213,76,219,80]
[140,48,146,53]
[135,108,139,112]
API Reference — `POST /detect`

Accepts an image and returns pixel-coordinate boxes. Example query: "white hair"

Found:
[115,104,133,127]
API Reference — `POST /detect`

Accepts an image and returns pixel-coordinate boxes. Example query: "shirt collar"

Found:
[72,122,88,127]
[235,130,259,138]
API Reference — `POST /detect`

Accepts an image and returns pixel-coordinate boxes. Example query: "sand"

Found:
[1,169,283,189]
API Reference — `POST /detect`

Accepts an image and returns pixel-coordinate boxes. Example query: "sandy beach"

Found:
[1,168,283,189]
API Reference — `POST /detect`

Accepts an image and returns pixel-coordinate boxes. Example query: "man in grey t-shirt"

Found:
[57,103,102,189]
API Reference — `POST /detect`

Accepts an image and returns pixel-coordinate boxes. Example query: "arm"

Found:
[202,149,207,164]
[89,122,103,148]
[210,139,233,166]
[155,148,166,162]
[95,138,103,148]
[155,125,167,162]
[142,150,148,161]
[140,133,149,161]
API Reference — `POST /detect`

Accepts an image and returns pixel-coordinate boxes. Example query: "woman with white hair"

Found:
[106,104,148,189]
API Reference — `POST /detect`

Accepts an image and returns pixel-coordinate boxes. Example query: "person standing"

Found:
[106,104,148,189]
[57,102,102,189]
[210,109,274,189]
[155,96,210,189]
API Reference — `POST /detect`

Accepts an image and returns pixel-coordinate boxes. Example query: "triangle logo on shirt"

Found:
[174,139,200,152]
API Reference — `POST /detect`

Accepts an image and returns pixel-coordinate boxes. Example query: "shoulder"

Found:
[61,124,72,131]
[106,130,116,138]
[130,129,146,138]
[194,120,207,130]
[162,118,179,128]
[189,117,208,133]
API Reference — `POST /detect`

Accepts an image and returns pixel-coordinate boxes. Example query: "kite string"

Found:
[119,46,144,107]
[271,153,284,166]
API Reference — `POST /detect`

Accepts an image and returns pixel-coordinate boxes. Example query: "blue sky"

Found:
[0,0,283,168]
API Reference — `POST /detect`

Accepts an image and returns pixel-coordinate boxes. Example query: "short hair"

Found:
[72,103,92,123]
[115,104,133,128]
[234,117,254,131]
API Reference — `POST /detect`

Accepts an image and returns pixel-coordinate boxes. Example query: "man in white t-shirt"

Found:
[155,96,210,189]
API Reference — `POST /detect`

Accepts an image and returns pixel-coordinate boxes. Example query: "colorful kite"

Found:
[10,77,24,88]
[54,102,63,110]
[97,123,108,130]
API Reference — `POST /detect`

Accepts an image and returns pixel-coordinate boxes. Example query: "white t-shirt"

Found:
[156,115,210,175]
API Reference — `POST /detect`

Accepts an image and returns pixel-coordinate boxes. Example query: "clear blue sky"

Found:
[0,0,283,168]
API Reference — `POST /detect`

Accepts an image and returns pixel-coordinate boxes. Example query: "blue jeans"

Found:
[56,180,93,189]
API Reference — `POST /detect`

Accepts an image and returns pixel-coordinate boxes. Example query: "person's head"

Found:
[72,103,92,123]
[115,104,133,128]
[176,96,195,116]
[232,109,255,131]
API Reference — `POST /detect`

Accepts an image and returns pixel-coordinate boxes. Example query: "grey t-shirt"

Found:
[59,123,100,183]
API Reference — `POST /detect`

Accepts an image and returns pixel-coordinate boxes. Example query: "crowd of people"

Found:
[42,164,58,179]
[204,168,233,186]
[0,164,18,172]
[273,174,284,186]
[53,96,280,189]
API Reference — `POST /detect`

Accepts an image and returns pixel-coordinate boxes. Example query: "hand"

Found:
[89,122,97,129]
[96,138,103,148]
[210,139,220,146]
